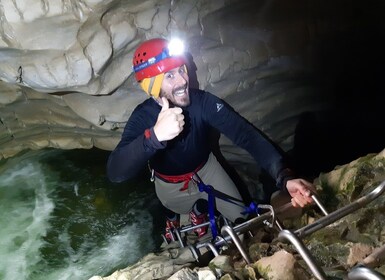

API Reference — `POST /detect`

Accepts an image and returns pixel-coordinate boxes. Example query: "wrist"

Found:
[276,168,296,192]
[144,127,166,149]
[153,125,164,142]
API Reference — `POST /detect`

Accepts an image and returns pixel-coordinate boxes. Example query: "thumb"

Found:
[161,97,169,111]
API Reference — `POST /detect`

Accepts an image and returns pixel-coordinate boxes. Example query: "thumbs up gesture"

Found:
[153,97,185,142]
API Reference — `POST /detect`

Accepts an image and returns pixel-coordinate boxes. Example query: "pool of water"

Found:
[0,148,164,280]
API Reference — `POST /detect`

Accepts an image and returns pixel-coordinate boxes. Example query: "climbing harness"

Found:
[148,161,205,189]
[155,163,205,191]
[191,173,259,239]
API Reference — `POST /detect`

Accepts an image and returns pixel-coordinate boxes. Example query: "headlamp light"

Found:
[167,38,185,56]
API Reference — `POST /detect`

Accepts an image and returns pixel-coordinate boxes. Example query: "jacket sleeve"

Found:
[106,110,165,183]
[202,92,295,190]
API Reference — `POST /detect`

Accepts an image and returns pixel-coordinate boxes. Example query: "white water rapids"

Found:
[0,149,161,280]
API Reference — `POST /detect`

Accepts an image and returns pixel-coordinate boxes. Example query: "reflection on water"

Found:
[0,148,162,280]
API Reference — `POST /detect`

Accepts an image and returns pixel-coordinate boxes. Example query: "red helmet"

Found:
[132,38,186,82]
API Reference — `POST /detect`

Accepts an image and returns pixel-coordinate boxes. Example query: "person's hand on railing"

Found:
[286,178,316,208]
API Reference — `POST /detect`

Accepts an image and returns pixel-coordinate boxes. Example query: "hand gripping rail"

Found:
[278,180,385,280]
[294,180,385,239]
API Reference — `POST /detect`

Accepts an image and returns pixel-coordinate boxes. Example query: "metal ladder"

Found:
[165,180,385,280]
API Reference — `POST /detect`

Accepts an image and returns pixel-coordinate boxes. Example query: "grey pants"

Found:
[154,153,246,222]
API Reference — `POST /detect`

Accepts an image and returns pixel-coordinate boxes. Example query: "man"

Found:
[107,38,315,240]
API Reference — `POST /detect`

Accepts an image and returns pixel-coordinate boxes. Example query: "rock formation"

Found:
[1,0,339,161]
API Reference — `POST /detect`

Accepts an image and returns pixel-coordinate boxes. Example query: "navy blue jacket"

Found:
[107,89,292,189]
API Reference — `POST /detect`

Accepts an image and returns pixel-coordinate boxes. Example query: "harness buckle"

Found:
[150,169,155,182]
[147,161,155,182]
[191,173,202,185]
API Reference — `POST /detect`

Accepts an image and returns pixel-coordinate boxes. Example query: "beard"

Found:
[160,85,190,107]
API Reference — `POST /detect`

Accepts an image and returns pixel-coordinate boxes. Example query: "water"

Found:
[0,148,163,280]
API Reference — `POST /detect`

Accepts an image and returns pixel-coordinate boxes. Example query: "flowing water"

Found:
[0,148,163,280]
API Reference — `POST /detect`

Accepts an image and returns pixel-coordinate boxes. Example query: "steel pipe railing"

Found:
[278,229,327,280]
[295,180,385,238]
[221,225,251,264]
[312,194,329,216]
[348,266,385,280]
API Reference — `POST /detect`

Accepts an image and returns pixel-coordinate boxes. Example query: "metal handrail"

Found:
[348,266,385,280]
[312,194,329,216]
[221,225,251,264]
[201,242,219,257]
[278,229,327,280]
[295,180,385,238]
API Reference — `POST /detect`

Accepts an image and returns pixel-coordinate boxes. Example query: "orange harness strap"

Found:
[155,162,205,191]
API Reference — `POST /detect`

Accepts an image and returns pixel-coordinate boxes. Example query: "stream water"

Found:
[0,148,163,280]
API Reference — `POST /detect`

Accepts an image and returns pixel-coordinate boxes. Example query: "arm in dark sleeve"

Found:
[106,110,165,183]
[202,92,295,190]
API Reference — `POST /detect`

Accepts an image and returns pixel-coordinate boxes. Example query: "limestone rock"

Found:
[208,255,233,275]
[347,243,373,267]
[254,250,309,280]
[90,246,195,280]
[196,268,217,280]
[167,267,198,280]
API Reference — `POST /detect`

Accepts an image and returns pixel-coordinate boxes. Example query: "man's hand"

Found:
[153,97,185,142]
[286,178,316,208]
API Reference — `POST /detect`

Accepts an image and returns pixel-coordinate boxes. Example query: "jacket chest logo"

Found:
[216,103,224,112]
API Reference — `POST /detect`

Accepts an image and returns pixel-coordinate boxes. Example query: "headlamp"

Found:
[167,38,185,56]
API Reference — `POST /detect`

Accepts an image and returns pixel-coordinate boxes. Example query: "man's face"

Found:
[159,65,190,107]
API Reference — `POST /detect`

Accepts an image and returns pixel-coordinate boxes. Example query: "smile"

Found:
[173,87,187,97]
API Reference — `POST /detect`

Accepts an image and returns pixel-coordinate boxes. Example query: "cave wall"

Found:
[0,0,384,177]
